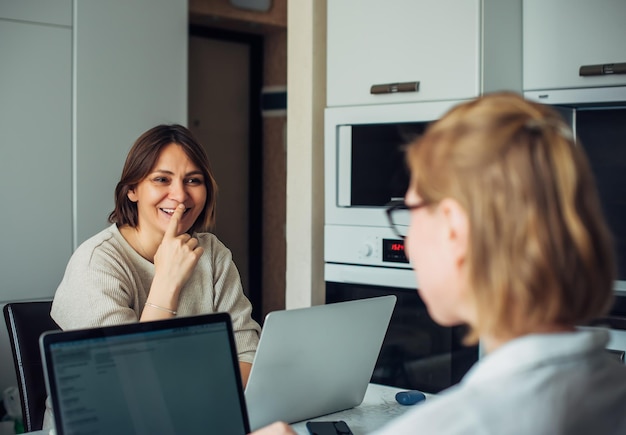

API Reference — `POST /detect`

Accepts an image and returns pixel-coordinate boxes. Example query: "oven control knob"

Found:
[359,243,373,257]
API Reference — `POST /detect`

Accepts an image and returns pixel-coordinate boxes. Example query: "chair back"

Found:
[3,301,60,432]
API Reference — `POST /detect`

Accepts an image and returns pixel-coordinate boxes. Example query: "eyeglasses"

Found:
[385,201,429,239]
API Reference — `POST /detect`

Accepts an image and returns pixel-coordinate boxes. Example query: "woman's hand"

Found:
[154,204,204,290]
[142,204,204,320]
[249,422,295,435]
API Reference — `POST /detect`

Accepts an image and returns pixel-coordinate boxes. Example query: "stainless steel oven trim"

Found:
[337,125,352,207]
[325,263,417,290]
[324,224,413,269]
[524,86,626,106]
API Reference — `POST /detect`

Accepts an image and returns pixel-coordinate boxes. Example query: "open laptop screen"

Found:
[40,313,249,435]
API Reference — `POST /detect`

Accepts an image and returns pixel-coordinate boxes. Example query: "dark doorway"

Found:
[188,26,263,323]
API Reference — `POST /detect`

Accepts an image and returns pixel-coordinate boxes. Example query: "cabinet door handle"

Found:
[370,81,420,94]
[579,62,626,76]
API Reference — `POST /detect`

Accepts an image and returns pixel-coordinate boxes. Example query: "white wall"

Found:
[73,0,188,245]
[285,0,327,309]
[0,0,187,393]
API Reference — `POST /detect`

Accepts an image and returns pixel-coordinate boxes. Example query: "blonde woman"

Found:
[255,93,626,435]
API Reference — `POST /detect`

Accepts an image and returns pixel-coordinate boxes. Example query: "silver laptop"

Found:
[245,295,397,430]
[40,313,250,435]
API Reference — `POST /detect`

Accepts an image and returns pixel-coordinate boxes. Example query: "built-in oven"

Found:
[526,86,626,361]
[325,266,479,394]
[525,87,626,293]
[324,100,479,393]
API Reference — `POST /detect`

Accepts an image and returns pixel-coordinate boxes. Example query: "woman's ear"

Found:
[439,198,469,264]
[127,188,138,203]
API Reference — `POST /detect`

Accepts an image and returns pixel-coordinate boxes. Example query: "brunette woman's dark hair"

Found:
[108,124,218,233]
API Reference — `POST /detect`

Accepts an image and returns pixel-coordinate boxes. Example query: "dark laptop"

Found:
[39,313,250,435]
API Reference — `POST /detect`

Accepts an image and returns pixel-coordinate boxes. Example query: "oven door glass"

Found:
[327,282,478,393]
[349,122,428,206]
[576,107,626,282]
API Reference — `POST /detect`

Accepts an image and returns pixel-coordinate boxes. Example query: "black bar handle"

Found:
[370,81,420,94]
[580,62,626,76]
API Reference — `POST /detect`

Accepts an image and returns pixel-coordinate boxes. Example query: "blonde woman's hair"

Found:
[408,92,615,344]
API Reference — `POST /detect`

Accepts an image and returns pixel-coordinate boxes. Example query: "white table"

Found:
[24,384,425,435]
[290,383,422,435]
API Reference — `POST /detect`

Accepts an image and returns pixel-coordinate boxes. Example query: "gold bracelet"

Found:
[145,302,177,316]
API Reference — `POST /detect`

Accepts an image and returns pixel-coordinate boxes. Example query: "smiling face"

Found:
[127,143,207,242]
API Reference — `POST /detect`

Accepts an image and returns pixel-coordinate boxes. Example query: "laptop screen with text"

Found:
[41,313,249,435]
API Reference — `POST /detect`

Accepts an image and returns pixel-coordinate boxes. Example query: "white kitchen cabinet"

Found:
[0,20,72,301]
[523,0,626,92]
[74,0,188,244]
[327,0,522,107]
[0,0,187,392]
[0,0,187,297]
[0,0,70,26]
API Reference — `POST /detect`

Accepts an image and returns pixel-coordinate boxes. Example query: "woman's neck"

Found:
[120,225,157,262]
[481,324,577,354]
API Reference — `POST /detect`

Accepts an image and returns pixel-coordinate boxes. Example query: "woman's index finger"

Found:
[165,203,185,237]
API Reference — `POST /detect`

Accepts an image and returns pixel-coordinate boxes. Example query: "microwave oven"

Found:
[324,100,461,229]
[526,86,626,292]
[324,100,463,270]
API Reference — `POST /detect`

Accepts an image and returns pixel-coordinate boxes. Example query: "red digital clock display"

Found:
[382,239,408,263]
[389,242,404,252]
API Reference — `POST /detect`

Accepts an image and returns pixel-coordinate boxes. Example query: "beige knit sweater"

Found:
[45,225,260,430]
[51,224,261,361]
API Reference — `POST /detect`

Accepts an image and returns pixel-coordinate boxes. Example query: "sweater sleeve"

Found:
[208,235,261,363]
[51,237,144,329]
